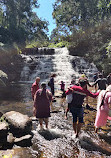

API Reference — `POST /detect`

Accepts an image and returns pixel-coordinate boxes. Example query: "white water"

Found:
[20,47,98,89]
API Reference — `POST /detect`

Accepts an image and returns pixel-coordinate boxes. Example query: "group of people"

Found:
[31,72,111,138]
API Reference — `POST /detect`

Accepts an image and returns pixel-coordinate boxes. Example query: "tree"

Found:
[52,0,111,35]
[0,0,49,46]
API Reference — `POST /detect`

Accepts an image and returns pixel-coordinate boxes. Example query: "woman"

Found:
[95,85,111,133]
[33,82,52,130]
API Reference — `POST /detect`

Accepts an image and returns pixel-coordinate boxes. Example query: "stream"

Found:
[0,48,111,158]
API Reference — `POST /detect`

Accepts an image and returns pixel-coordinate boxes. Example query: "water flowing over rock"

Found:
[20,47,98,88]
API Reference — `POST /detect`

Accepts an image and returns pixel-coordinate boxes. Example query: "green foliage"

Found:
[0,0,49,48]
[106,41,111,57]
[67,20,111,74]
[0,116,8,126]
[48,41,69,48]
[56,41,69,47]
[52,0,111,35]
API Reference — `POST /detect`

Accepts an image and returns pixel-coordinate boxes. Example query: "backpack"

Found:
[48,81,51,87]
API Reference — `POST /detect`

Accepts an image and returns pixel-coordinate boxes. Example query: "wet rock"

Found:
[21,47,38,55]
[7,133,15,144]
[14,134,32,147]
[0,122,8,146]
[38,48,55,55]
[0,70,8,87]
[0,122,8,137]
[3,111,32,137]
[0,111,3,117]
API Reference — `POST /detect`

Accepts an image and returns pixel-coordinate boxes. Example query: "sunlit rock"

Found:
[3,111,32,137]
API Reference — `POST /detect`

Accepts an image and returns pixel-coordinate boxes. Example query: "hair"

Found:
[36,77,40,82]
[51,74,56,77]
[98,73,102,78]
[40,82,47,96]
[79,80,87,87]
[41,82,46,88]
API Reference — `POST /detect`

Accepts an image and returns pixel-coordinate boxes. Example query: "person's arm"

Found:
[84,89,100,98]
[33,92,37,116]
[69,85,100,98]
[92,79,98,87]
[87,81,92,87]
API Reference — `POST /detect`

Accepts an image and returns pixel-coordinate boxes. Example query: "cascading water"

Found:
[20,47,98,89]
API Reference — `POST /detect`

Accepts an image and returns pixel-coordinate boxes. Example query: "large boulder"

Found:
[0,122,8,147]
[3,111,32,137]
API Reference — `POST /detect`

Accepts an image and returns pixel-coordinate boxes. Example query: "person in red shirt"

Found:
[31,77,40,100]
[60,81,65,91]
[65,79,100,138]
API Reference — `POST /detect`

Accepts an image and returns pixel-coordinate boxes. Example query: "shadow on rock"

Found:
[79,136,111,156]
[98,133,111,145]
[85,105,96,111]
[38,129,62,140]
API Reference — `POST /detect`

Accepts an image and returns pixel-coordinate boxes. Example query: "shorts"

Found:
[70,107,84,123]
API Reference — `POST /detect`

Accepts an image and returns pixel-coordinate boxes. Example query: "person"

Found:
[31,77,40,100]
[94,85,111,133]
[92,73,107,90]
[78,74,92,87]
[59,81,65,91]
[60,90,66,113]
[107,73,111,85]
[33,82,52,130]
[65,79,77,119]
[65,79,99,138]
[78,74,92,108]
[48,74,56,96]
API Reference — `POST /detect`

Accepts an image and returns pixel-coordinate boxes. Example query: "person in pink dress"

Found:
[33,82,52,130]
[95,85,111,133]
[31,77,40,100]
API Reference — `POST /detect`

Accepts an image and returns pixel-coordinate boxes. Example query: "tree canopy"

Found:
[52,0,111,35]
[0,0,49,47]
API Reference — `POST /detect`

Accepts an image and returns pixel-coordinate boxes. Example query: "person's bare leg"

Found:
[73,122,77,134]
[39,118,43,130]
[44,118,49,129]
[86,96,88,105]
[76,122,82,138]
[65,108,69,119]
[95,127,98,133]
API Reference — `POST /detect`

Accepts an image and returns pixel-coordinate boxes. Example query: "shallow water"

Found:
[0,84,111,158]
[0,48,111,157]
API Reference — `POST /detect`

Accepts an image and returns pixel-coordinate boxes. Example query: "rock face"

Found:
[0,122,8,146]
[21,47,55,55]
[0,70,8,86]
[3,111,32,137]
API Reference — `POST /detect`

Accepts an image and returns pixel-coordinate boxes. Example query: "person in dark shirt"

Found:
[92,73,107,90]
[48,74,56,96]
[65,80,99,138]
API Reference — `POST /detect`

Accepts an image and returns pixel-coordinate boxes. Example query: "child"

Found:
[60,90,66,113]
[60,81,65,91]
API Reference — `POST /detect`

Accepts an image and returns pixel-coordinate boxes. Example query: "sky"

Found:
[35,0,56,36]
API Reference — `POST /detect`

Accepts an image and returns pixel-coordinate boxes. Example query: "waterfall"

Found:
[20,47,98,89]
